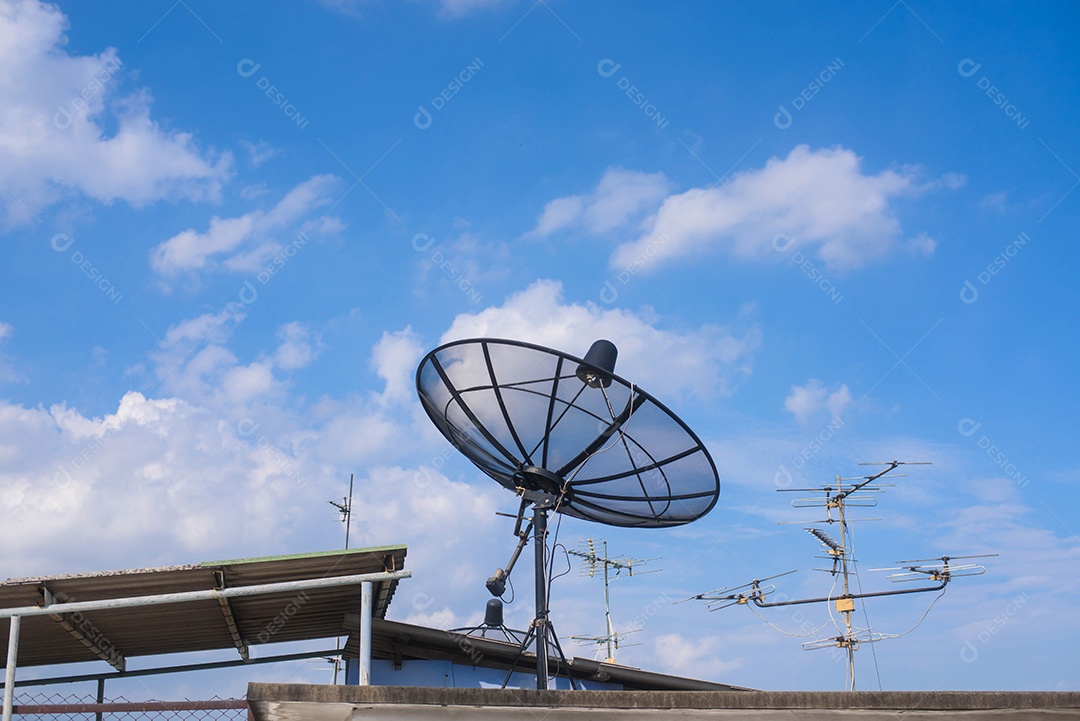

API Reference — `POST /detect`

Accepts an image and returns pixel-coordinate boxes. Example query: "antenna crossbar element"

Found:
[869,554,996,583]
[806,528,843,552]
[677,570,796,609]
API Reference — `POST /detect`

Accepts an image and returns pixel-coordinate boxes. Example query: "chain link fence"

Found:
[10,693,249,721]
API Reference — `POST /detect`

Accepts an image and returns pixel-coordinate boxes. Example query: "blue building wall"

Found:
[345,658,621,690]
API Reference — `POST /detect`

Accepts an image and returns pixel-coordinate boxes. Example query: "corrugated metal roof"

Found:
[0,545,407,669]
[351,618,750,692]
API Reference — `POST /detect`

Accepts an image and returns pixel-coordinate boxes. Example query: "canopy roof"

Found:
[0,545,406,670]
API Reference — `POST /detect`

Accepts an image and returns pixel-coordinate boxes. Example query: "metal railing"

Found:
[11,694,248,721]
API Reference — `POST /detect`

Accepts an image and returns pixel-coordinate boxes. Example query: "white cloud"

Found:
[530,168,671,237]
[0,0,230,225]
[652,633,743,680]
[319,463,512,632]
[0,312,504,592]
[979,190,1009,213]
[532,195,584,236]
[371,327,425,407]
[608,146,959,271]
[239,139,280,168]
[275,322,319,371]
[147,311,325,412]
[150,174,341,278]
[439,279,760,399]
[0,320,25,383]
[0,391,329,574]
[437,0,511,18]
[784,379,852,425]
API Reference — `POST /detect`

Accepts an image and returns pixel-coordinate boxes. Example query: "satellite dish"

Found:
[415,337,720,688]
[416,338,720,527]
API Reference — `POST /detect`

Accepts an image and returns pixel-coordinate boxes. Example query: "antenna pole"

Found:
[533,502,550,689]
[328,473,355,686]
[602,540,615,661]
[345,473,354,550]
[836,473,856,692]
[329,473,356,551]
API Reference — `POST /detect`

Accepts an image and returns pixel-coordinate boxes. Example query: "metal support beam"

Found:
[213,572,250,661]
[0,570,411,620]
[2,648,337,689]
[534,504,549,690]
[359,581,373,686]
[3,615,20,721]
[46,611,126,672]
[38,583,125,672]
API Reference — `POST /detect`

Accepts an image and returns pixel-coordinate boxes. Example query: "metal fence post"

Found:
[359,581,373,686]
[3,615,21,721]
[95,678,105,721]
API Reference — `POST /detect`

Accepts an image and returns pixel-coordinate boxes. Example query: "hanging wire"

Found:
[591,382,637,457]
[550,539,573,585]
[824,568,844,636]
[502,575,516,604]
[847,517,883,691]
[744,602,831,638]
[890,589,948,638]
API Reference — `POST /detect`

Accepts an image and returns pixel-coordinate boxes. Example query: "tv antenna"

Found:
[568,538,657,663]
[327,472,354,685]
[328,472,355,550]
[682,461,994,691]
[417,338,719,689]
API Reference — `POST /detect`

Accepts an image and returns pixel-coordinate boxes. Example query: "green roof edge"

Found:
[200,544,408,568]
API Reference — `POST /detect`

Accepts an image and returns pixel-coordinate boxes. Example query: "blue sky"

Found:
[1,0,1078,695]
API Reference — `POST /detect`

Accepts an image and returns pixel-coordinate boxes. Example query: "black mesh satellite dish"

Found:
[416,338,719,527]
[415,337,720,688]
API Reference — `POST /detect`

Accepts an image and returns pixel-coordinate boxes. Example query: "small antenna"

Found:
[684,461,994,692]
[328,473,355,550]
[569,538,658,663]
[327,473,355,685]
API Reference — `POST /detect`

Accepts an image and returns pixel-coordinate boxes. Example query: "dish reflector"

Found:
[415,338,720,527]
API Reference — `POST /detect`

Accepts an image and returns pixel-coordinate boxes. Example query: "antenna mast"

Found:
[569,538,657,663]
[327,473,355,685]
[682,461,994,691]
[329,472,355,550]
